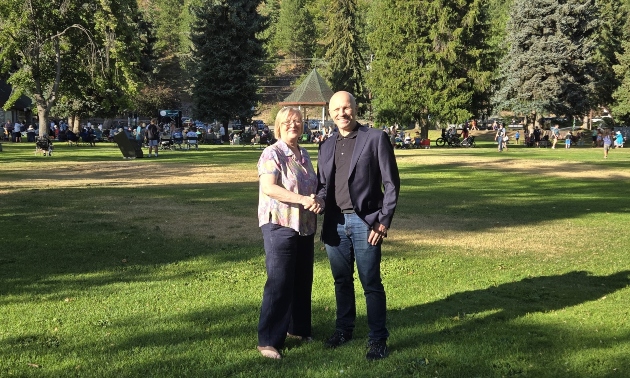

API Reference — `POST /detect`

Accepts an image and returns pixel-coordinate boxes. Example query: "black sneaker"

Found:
[324,330,352,349]
[366,339,388,360]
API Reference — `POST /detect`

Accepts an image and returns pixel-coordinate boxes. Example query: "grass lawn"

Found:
[1,132,629,377]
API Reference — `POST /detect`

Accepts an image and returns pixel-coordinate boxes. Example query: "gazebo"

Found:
[278,69,334,124]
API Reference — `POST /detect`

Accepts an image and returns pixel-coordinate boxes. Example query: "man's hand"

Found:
[302,194,324,214]
[368,222,388,246]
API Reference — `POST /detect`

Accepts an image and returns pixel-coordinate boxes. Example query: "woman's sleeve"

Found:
[258,148,280,177]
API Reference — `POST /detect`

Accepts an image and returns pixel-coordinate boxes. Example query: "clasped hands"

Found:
[301,194,324,214]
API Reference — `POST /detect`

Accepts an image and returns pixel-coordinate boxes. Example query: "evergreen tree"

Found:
[274,0,316,67]
[259,0,281,57]
[590,0,627,112]
[189,0,267,140]
[611,1,630,123]
[323,0,366,112]
[493,0,599,122]
[367,0,493,137]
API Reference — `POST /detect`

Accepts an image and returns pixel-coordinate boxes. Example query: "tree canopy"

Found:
[0,0,141,133]
[367,0,493,135]
[274,0,316,67]
[189,0,267,128]
[493,0,600,120]
[323,0,367,113]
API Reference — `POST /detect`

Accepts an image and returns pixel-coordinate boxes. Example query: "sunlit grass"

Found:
[1,139,629,377]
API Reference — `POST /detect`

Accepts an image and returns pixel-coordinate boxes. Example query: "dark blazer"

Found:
[317,124,400,243]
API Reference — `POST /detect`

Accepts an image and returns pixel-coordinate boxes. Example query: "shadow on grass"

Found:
[4,271,627,377]
[386,270,630,376]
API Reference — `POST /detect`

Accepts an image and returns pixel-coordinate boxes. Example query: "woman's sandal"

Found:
[257,346,281,359]
[286,333,313,342]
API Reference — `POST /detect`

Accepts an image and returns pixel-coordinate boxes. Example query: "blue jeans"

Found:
[325,212,388,341]
[258,223,314,349]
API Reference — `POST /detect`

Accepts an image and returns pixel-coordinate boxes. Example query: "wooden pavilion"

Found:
[278,69,334,124]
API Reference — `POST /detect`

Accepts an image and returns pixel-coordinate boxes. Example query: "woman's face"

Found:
[279,111,303,144]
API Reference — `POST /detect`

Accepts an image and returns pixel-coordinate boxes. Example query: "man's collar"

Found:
[336,123,361,140]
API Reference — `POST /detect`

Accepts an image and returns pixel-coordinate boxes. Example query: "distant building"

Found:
[0,79,33,125]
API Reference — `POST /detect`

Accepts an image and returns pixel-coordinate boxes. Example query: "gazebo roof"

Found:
[279,69,334,106]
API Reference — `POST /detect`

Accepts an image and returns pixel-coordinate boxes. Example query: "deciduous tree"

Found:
[0,0,142,135]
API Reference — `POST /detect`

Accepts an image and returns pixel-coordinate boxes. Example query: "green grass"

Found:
[1,138,629,377]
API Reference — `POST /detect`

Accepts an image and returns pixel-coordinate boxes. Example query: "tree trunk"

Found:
[36,104,49,137]
[69,115,80,133]
[416,118,429,139]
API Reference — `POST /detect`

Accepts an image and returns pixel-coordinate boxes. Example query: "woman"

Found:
[256,107,323,359]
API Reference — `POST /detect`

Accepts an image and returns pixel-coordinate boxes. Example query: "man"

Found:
[316,91,400,361]
[146,118,160,157]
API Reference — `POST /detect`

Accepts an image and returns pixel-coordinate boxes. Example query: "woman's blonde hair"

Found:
[274,107,303,140]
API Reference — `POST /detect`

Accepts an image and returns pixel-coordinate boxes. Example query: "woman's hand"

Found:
[301,194,324,214]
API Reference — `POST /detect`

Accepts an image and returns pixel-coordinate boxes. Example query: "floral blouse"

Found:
[257,140,318,236]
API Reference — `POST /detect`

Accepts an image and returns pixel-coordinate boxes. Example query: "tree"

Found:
[0,0,141,135]
[587,0,627,116]
[189,0,267,141]
[367,0,493,138]
[492,0,600,124]
[274,0,316,68]
[259,0,281,57]
[611,2,630,123]
[323,0,367,113]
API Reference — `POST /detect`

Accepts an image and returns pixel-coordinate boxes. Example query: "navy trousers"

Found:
[258,223,314,349]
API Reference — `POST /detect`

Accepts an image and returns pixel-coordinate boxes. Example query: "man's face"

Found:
[329,92,357,133]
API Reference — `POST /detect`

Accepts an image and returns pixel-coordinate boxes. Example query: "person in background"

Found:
[461,124,469,141]
[146,118,160,157]
[551,125,560,149]
[316,91,400,361]
[565,132,572,149]
[495,124,506,152]
[219,124,226,144]
[136,122,145,148]
[27,125,36,142]
[515,130,520,145]
[614,131,624,148]
[603,130,612,158]
[256,107,323,360]
[13,120,22,142]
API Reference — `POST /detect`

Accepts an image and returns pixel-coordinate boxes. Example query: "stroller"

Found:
[35,136,53,156]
